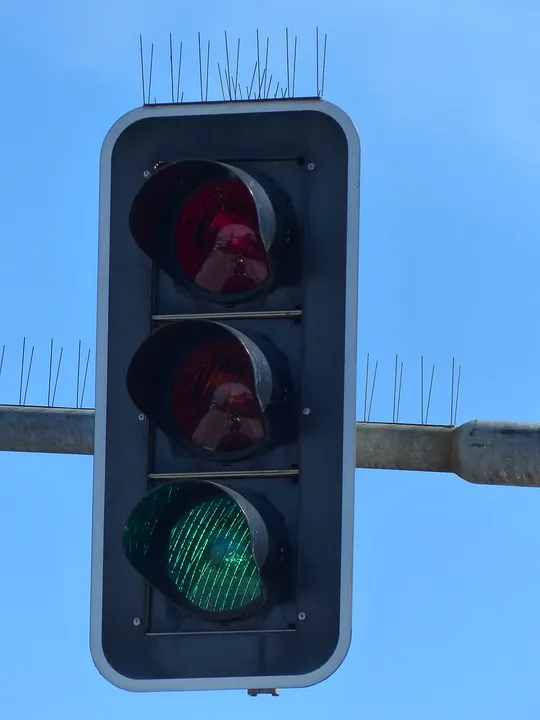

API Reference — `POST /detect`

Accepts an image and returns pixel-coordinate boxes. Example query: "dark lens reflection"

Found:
[171,336,266,452]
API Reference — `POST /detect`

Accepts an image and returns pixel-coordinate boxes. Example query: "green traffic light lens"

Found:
[122,481,272,620]
[167,494,263,613]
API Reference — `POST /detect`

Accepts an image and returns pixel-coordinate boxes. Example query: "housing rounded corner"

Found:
[99,107,150,169]
[294,624,353,689]
[89,632,145,693]
[309,100,361,158]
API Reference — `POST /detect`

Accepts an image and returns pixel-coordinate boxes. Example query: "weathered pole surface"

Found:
[355,420,540,488]
[0,405,94,455]
[0,405,539,488]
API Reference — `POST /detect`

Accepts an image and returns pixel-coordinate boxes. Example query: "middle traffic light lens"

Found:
[171,335,266,453]
[174,178,270,295]
[167,494,263,613]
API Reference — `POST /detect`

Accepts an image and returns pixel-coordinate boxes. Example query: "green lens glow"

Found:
[167,494,262,613]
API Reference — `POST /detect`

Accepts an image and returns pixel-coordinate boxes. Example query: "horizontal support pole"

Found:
[355,420,540,487]
[355,422,453,473]
[0,405,94,455]
[0,405,538,488]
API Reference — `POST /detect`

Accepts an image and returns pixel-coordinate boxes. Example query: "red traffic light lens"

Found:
[173,178,270,295]
[171,335,266,453]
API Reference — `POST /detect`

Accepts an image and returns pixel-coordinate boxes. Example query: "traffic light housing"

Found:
[91,99,360,692]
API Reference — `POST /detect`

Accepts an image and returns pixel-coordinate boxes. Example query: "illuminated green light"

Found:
[167,494,262,613]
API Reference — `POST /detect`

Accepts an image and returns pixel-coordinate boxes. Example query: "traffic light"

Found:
[91,98,360,692]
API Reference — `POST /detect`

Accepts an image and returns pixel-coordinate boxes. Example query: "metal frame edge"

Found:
[90,98,360,692]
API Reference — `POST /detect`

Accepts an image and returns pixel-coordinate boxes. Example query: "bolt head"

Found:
[143,170,151,179]
[307,162,316,171]
[298,612,306,621]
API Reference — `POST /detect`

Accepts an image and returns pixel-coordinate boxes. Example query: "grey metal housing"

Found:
[91,99,360,692]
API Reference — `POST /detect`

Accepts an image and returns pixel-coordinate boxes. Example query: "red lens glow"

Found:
[171,336,266,453]
[174,178,270,295]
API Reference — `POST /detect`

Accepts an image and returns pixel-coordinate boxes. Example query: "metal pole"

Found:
[355,420,540,488]
[0,405,539,488]
[0,405,94,455]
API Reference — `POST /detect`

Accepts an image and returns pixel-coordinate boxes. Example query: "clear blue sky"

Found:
[1,1,540,718]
